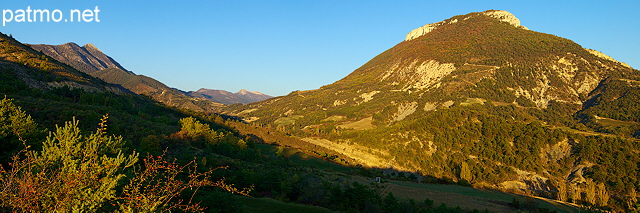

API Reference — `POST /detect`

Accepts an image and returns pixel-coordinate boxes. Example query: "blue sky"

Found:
[2,1,639,96]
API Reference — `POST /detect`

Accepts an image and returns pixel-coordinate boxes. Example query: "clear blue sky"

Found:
[2,0,639,96]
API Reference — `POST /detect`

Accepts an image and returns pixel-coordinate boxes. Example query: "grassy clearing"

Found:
[338,117,374,130]
[274,115,304,126]
[460,98,486,106]
[595,115,638,127]
[236,196,333,213]
[387,181,579,212]
[388,181,579,213]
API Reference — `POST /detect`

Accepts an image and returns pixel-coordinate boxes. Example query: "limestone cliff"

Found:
[405,10,527,41]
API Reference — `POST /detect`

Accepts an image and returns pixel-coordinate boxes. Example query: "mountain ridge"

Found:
[31,43,224,111]
[31,42,273,108]
[30,42,129,74]
[187,88,272,105]
[0,33,127,93]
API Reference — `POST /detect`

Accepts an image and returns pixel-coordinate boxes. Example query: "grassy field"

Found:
[595,115,638,127]
[236,196,333,213]
[460,98,486,106]
[338,117,375,130]
[387,181,579,212]
[274,115,304,126]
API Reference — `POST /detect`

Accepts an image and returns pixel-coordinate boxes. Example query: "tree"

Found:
[178,117,222,143]
[0,97,39,162]
[596,182,609,207]
[460,161,472,182]
[585,179,596,205]
[555,181,567,202]
[0,97,37,140]
[569,184,581,204]
[629,187,638,211]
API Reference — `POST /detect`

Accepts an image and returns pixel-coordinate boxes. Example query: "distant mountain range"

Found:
[187,88,272,105]
[30,43,271,108]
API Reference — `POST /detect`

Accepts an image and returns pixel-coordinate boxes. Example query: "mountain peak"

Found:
[83,43,100,51]
[405,10,526,41]
[237,89,264,95]
[31,42,128,73]
[237,89,250,94]
[189,88,272,105]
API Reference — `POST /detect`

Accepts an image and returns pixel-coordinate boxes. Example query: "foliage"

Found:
[0,97,40,163]
[0,111,249,212]
[0,115,138,212]
[117,154,250,212]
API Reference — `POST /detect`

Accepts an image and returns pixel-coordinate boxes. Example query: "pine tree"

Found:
[460,161,472,182]
[555,181,567,202]
[596,182,609,207]
[0,97,39,162]
[569,184,581,204]
[629,187,638,211]
[585,179,596,205]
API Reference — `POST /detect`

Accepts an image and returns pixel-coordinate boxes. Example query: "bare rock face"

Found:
[30,43,128,74]
[480,10,524,29]
[405,18,459,41]
[405,10,526,41]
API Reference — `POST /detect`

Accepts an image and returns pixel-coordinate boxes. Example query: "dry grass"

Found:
[460,98,486,106]
[595,115,638,127]
[274,115,304,126]
[338,117,374,130]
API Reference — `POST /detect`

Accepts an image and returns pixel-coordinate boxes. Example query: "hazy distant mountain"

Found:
[188,88,272,105]
[31,43,223,111]
[227,10,639,197]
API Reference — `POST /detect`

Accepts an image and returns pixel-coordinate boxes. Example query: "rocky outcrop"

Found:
[405,10,526,41]
[480,10,524,29]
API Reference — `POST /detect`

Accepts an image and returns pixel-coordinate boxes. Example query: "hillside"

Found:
[91,68,223,111]
[0,33,126,93]
[226,10,640,209]
[31,43,224,111]
[188,88,273,105]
